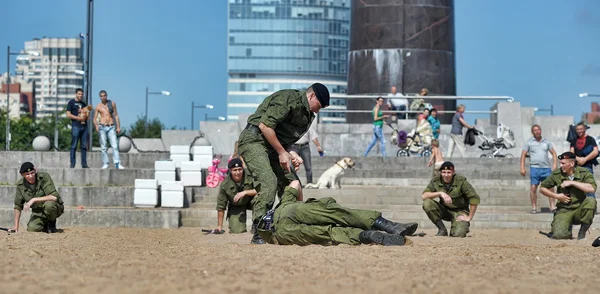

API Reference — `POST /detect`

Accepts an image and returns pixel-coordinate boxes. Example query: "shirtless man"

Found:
[428,139,444,178]
[93,90,124,169]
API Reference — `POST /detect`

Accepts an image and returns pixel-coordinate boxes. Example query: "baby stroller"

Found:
[477,122,516,158]
[396,128,433,157]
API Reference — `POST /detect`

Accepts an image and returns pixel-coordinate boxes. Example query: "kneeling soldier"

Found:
[256,180,418,246]
[213,158,257,234]
[12,162,64,233]
[421,161,480,237]
[540,152,597,240]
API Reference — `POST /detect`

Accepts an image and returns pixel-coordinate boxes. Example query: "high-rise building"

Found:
[227,0,351,123]
[15,37,84,118]
[0,74,37,118]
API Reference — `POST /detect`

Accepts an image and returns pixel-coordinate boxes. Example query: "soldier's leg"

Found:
[572,197,597,239]
[239,143,278,223]
[290,197,380,230]
[227,206,248,234]
[270,153,302,201]
[27,214,46,232]
[275,223,403,246]
[550,208,575,239]
[422,199,452,236]
[448,210,470,238]
[43,201,63,221]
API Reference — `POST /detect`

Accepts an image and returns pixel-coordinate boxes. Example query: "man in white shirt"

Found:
[387,86,408,119]
[291,118,322,184]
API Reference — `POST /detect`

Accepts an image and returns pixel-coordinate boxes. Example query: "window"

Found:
[230,36,235,44]
[246,48,252,57]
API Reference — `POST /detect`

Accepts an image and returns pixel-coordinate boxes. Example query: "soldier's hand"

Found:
[279,152,292,172]
[456,215,470,222]
[439,192,452,205]
[234,191,245,203]
[560,181,574,189]
[520,168,526,177]
[289,151,303,171]
[556,193,571,204]
[8,228,17,233]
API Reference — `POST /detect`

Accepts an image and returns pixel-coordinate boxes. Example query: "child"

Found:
[427,139,444,178]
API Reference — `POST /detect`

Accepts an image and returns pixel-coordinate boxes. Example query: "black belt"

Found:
[100,124,114,127]
[294,142,309,147]
[245,124,261,134]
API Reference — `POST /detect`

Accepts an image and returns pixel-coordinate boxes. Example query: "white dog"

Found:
[304,157,355,189]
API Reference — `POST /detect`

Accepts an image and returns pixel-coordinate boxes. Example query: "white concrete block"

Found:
[192,154,213,168]
[155,160,176,171]
[161,181,184,192]
[161,191,184,208]
[170,145,190,155]
[170,154,191,168]
[134,189,158,208]
[180,171,203,186]
[191,146,213,155]
[134,179,158,189]
[155,171,176,185]
[180,161,203,171]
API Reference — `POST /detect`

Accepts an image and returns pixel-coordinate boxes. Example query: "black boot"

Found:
[435,220,448,236]
[372,216,418,236]
[250,222,265,245]
[578,224,590,240]
[47,220,58,233]
[592,236,600,247]
[359,230,406,246]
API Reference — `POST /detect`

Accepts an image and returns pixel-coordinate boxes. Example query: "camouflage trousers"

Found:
[28,201,64,232]
[226,202,253,234]
[551,196,597,239]
[238,130,298,223]
[422,199,470,237]
[258,187,381,246]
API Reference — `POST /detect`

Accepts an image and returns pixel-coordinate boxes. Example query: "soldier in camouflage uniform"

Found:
[540,152,597,240]
[11,162,64,233]
[237,83,330,244]
[256,180,419,246]
[422,161,480,237]
[213,158,256,234]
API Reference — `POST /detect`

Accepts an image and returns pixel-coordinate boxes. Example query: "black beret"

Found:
[439,161,455,171]
[19,162,35,173]
[311,83,330,108]
[228,158,244,169]
[558,152,576,160]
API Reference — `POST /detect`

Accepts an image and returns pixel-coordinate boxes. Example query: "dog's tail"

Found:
[304,183,318,189]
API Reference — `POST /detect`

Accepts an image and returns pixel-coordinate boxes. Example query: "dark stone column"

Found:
[347,0,456,124]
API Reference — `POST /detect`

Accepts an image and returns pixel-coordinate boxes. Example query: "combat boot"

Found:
[47,220,58,233]
[592,236,600,247]
[435,220,448,236]
[578,224,590,240]
[359,230,406,246]
[372,216,418,236]
[250,222,265,245]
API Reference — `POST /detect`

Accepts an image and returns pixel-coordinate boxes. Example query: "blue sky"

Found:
[2,0,599,129]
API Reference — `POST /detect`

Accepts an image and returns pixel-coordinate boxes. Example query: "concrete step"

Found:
[0,151,170,169]
[0,207,180,229]
[0,186,135,207]
[0,167,154,186]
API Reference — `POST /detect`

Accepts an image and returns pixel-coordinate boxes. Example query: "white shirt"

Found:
[295,118,318,145]
[387,92,408,107]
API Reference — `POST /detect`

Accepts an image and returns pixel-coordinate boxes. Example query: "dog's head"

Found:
[337,157,355,169]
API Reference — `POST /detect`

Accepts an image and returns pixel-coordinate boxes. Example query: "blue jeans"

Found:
[99,125,120,165]
[582,166,595,198]
[364,125,386,156]
[70,125,88,167]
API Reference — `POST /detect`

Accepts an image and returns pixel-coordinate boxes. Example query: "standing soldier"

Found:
[539,152,597,240]
[237,83,330,244]
[421,162,480,237]
[11,162,64,233]
[212,158,256,234]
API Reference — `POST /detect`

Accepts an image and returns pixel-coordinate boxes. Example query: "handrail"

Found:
[331,94,515,103]
[319,109,498,114]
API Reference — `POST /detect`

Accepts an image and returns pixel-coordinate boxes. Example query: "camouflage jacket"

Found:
[422,174,480,210]
[245,89,315,149]
[216,171,255,211]
[540,166,597,209]
[14,172,63,212]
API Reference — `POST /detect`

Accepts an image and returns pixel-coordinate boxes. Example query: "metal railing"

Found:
[329,94,515,103]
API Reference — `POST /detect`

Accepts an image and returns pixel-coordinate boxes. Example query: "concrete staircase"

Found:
[0,152,597,231]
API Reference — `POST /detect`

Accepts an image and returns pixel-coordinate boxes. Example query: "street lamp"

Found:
[191,102,214,129]
[5,46,39,151]
[580,93,600,98]
[54,67,85,150]
[144,87,170,137]
[205,115,226,121]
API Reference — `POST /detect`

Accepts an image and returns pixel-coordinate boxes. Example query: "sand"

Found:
[0,227,597,294]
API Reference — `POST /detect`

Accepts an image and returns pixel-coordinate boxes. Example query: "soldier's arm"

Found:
[40,176,59,201]
[259,94,291,155]
[539,175,559,199]
[13,188,24,231]
[215,188,228,231]
[241,189,257,197]
[568,172,596,194]
[421,181,441,200]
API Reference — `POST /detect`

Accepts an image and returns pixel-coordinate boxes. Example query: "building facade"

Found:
[15,37,84,118]
[227,0,351,123]
[0,74,37,118]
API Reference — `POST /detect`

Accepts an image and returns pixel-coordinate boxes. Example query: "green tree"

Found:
[127,115,165,138]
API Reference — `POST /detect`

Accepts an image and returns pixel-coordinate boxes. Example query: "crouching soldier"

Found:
[539,152,597,240]
[421,161,480,237]
[11,162,64,233]
[212,158,257,234]
[256,180,418,246]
